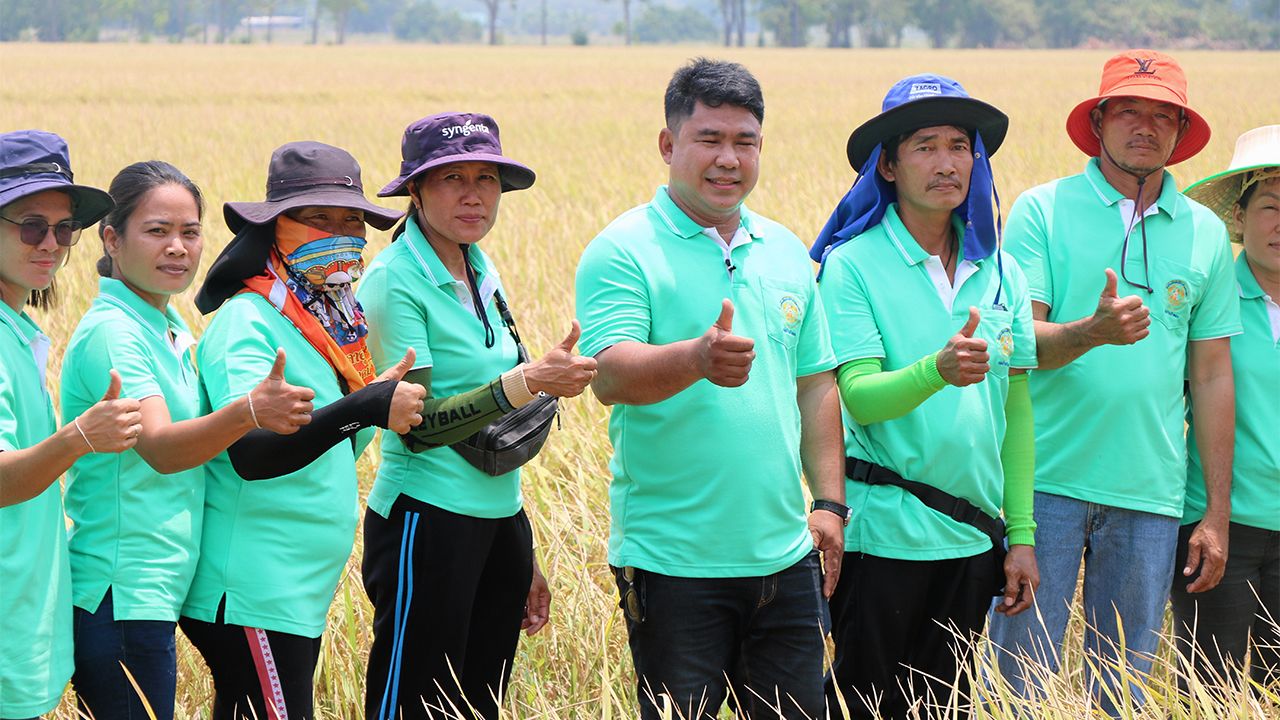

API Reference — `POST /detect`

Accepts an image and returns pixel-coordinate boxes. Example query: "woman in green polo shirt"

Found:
[0,130,142,720]
[180,141,427,720]
[1176,125,1280,690]
[60,160,319,720]
[358,112,596,720]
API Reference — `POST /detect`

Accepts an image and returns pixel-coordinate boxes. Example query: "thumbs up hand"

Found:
[73,369,144,454]
[377,349,427,434]
[246,348,316,434]
[697,299,756,387]
[937,306,990,387]
[1089,268,1150,346]
[523,320,598,398]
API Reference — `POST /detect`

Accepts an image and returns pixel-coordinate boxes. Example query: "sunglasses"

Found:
[1,215,85,247]
[618,566,645,623]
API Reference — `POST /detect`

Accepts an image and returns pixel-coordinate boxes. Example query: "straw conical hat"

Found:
[1185,125,1280,233]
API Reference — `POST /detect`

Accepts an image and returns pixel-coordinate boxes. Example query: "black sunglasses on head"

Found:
[0,215,84,247]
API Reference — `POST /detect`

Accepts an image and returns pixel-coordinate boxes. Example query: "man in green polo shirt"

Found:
[988,50,1241,717]
[575,58,845,720]
[811,73,1038,720]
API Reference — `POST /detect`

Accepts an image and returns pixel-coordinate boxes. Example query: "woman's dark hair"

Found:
[664,58,764,131]
[97,161,205,277]
[29,282,56,309]
[1238,168,1279,210]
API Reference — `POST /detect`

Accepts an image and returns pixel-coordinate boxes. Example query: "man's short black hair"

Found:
[664,58,764,130]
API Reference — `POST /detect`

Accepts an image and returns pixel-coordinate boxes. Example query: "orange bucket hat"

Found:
[1065,50,1210,166]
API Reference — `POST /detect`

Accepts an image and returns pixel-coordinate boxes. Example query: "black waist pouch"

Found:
[451,394,559,476]
[448,258,562,477]
[846,457,1007,595]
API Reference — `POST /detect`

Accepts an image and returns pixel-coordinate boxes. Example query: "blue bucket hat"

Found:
[0,130,113,225]
[811,74,1008,281]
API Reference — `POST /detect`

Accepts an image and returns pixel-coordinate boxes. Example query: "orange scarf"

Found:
[240,217,376,391]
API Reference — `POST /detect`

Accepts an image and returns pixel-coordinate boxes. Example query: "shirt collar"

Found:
[880,203,974,267]
[651,185,762,242]
[403,214,500,289]
[1083,158,1180,220]
[1237,252,1267,300]
[0,299,37,346]
[98,277,183,337]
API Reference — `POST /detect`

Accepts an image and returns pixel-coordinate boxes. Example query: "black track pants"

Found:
[363,496,533,720]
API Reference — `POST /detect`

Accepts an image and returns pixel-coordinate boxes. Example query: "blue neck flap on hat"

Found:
[810,131,1001,279]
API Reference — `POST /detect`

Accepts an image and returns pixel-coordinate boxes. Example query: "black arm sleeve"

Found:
[228,380,398,481]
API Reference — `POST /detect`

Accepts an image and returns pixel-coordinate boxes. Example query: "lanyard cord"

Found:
[460,244,529,362]
[462,244,497,349]
[1101,142,1158,295]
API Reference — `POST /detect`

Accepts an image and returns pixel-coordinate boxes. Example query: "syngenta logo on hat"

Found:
[441,122,491,140]
[909,83,942,98]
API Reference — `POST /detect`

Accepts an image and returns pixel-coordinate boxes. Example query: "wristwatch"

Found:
[811,499,852,527]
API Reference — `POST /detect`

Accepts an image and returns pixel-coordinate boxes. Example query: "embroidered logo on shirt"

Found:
[997,327,1014,360]
[1165,279,1189,312]
[779,295,802,336]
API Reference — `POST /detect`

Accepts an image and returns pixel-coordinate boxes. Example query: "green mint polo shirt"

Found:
[61,278,203,621]
[182,292,374,637]
[0,301,72,718]
[357,218,523,520]
[1006,159,1241,518]
[819,204,1038,560]
[575,186,837,578]
[1185,253,1280,531]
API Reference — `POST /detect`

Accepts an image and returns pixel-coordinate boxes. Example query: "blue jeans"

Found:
[72,589,177,720]
[614,550,827,720]
[987,492,1178,717]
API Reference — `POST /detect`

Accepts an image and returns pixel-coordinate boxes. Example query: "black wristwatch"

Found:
[811,499,852,527]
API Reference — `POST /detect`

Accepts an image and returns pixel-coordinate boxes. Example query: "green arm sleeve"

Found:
[397,367,512,453]
[1001,372,1036,546]
[835,354,948,426]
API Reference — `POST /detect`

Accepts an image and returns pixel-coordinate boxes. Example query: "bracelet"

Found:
[246,392,262,429]
[73,419,97,453]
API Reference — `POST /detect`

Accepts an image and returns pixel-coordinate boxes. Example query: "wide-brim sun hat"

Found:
[379,112,535,197]
[197,141,402,314]
[845,74,1009,170]
[224,141,402,233]
[0,129,113,225]
[1065,49,1210,166]
[1185,124,1280,236]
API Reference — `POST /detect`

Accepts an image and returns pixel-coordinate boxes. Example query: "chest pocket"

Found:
[1150,257,1204,335]
[759,278,806,350]
[979,306,1015,378]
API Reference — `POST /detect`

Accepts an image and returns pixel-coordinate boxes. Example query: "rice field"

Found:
[1,42,1277,719]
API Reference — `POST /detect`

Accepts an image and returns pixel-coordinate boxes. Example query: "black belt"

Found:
[845,457,1005,551]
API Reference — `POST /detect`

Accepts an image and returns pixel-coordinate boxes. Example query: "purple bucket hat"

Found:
[0,130,113,225]
[379,112,536,197]
[224,141,403,233]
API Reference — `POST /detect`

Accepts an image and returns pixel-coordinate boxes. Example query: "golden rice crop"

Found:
[1,43,1276,719]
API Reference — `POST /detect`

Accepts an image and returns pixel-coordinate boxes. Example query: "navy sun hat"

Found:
[0,130,113,224]
[379,112,535,197]
[811,74,1008,299]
